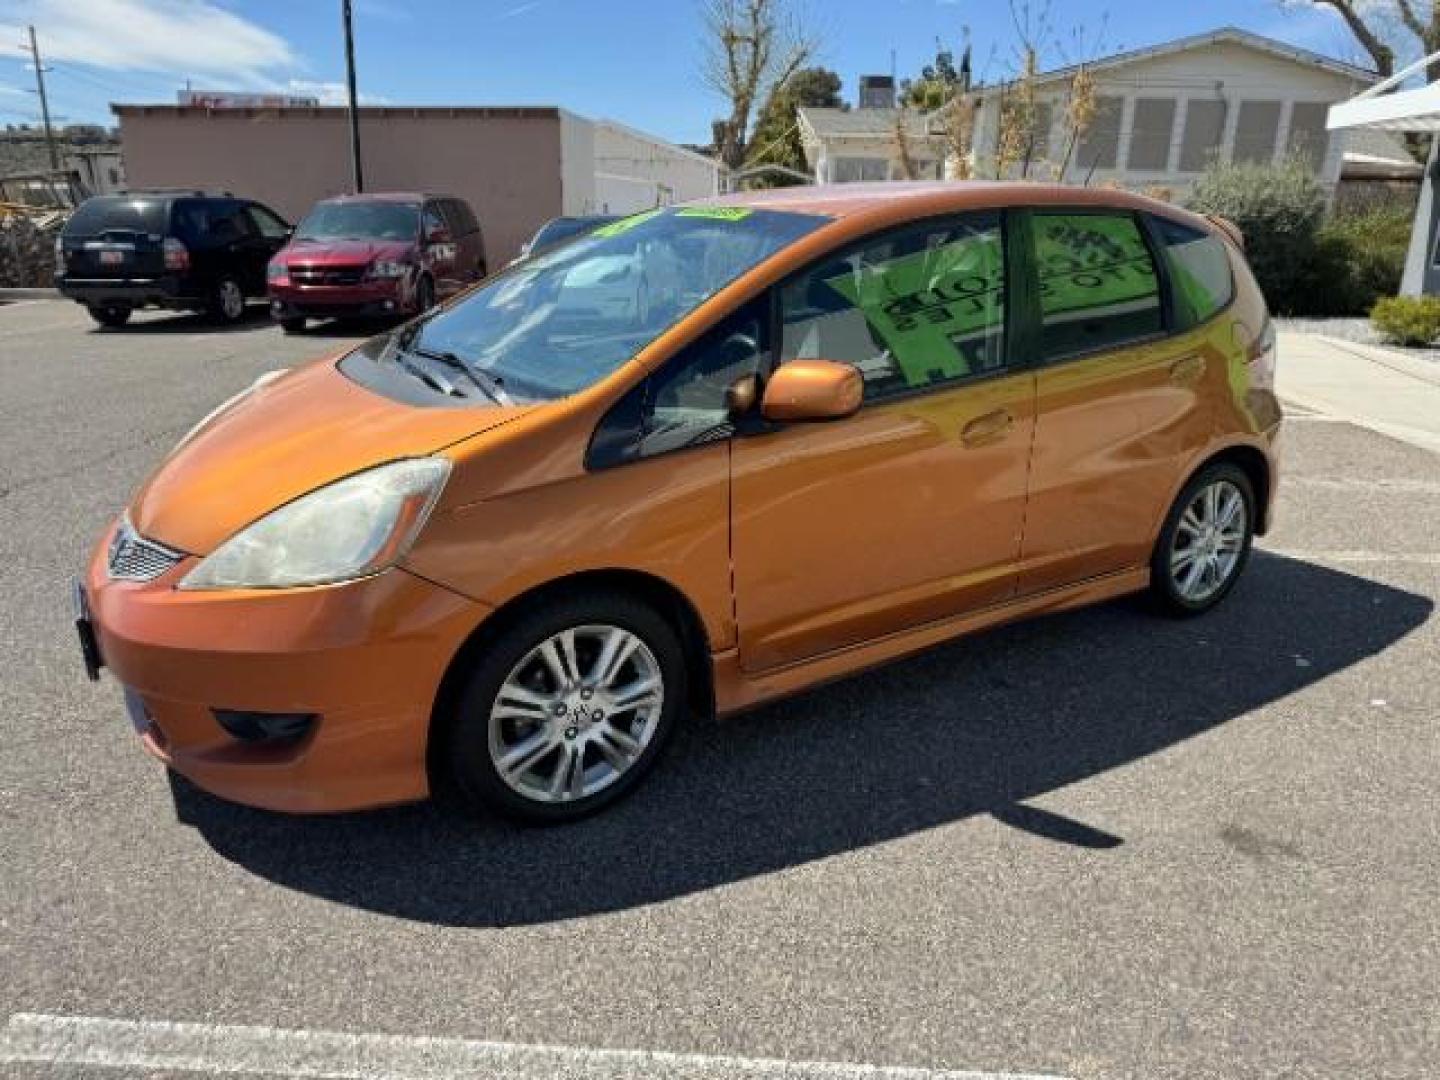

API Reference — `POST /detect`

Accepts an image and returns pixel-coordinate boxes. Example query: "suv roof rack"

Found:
[115,187,235,197]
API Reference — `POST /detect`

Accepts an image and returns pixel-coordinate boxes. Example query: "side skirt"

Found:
[711,567,1151,717]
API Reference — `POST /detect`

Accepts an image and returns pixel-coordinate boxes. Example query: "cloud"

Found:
[0,0,297,87]
[501,1,543,19]
[285,79,390,107]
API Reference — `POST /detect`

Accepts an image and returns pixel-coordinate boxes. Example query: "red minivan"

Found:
[267,192,487,332]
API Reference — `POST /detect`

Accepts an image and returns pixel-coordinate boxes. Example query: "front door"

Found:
[732,211,1035,673]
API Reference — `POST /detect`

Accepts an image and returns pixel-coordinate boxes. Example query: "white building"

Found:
[800,27,1411,194]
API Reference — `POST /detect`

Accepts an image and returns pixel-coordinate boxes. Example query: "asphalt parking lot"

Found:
[1,299,1437,1079]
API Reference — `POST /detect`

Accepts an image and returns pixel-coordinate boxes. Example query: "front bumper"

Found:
[268,278,410,319]
[84,523,489,813]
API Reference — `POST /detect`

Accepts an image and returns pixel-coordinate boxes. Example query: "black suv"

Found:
[56,191,292,328]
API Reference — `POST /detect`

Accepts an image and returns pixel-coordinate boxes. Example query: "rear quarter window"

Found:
[1152,215,1235,329]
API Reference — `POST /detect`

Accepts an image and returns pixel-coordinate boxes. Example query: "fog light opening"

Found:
[212,709,317,744]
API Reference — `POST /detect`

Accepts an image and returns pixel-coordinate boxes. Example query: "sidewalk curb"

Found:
[1279,331,1440,389]
[0,287,61,301]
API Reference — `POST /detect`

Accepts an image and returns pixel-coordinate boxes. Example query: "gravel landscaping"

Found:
[1278,316,1440,363]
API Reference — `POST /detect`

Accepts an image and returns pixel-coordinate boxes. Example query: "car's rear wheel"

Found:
[208,277,247,324]
[278,315,306,334]
[87,303,131,328]
[1150,463,1256,616]
[440,591,685,824]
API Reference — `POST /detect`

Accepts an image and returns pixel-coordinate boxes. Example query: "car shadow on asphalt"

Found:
[169,551,1432,927]
[91,308,278,335]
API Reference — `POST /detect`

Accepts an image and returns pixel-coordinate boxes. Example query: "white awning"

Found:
[1330,50,1440,132]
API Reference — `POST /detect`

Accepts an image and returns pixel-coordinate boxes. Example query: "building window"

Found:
[1180,99,1228,172]
[833,156,889,183]
[1076,96,1123,171]
[1128,98,1176,171]
[1287,102,1331,171]
[1233,101,1282,165]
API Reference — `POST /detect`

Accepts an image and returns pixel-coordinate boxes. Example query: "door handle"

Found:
[961,408,1015,447]
[1169,354,1205,385]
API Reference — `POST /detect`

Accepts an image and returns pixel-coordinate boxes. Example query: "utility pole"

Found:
[341,0,363,193]
[25,25,59,172]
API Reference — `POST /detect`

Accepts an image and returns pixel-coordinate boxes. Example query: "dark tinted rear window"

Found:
[65,196,169,236]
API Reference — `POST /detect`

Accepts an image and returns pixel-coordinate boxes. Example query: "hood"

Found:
[132,357,527,554]
[278,237,414,267]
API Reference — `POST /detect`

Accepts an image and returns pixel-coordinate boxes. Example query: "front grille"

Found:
[107,519,184,583]
[290,264,366,286]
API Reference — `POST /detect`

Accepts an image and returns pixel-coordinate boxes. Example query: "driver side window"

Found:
[588,297,769,469]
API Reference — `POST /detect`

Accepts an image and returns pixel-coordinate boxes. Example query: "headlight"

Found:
[179,458,450,590]
[266,261,288,282]
[368,259,408,279]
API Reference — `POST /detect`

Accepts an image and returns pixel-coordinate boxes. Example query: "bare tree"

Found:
[703,0,818,171]
[1285,1,1440,78]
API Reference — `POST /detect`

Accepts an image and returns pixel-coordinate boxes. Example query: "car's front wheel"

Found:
[87,303,131,328]
[440,591,685,824]
[1150,462,1256,616]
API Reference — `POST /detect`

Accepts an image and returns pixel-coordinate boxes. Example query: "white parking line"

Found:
[0,1013,1072,1080]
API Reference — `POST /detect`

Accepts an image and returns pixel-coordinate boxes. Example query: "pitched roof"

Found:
[1029,25,1378,87]
[798,107,934,141]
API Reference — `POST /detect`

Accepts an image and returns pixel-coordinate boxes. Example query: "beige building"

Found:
[800,27,1413,196]
[114,105,720,265]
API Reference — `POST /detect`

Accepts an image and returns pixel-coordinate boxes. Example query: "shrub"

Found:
[1371,295,1440,346]
[1187,158,1328,316]
[1311,208,1411,316]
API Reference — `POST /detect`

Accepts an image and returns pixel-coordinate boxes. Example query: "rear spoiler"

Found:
[1205,215,1245,250]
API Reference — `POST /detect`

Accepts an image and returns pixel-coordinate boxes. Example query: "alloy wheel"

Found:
[487,624,664,804]
[219,279,244,321]
[1169,479,1248,603]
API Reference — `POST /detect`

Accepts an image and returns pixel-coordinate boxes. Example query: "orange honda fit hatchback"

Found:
[78,183,1281,823]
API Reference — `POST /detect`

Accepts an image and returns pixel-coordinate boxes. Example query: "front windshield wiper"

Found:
[412,346,515,406]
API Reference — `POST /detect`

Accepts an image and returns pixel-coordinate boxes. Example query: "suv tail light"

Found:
[163,237,190,272]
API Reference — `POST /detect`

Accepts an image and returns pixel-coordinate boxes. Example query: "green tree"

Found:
[744,67,845,185]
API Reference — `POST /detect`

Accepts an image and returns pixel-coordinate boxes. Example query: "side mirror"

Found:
[761,360,862,423]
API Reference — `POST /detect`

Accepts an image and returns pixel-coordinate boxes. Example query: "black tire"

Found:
[438,590,686,824]
[1149,462,1256,617]
[278,315,306,334]
[207,276,247,324]
[88,304,131,328]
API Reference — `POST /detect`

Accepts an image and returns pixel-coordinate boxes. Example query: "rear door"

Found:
[61,195,170,281]
[1016,208,1218,594]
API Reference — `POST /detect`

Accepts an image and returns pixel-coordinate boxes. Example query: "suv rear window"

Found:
[1152,215,1235,329]
[66,196,169,236]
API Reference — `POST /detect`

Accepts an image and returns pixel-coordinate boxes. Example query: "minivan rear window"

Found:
[66,196,169,236]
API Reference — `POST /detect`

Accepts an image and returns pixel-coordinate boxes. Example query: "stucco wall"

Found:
[591,120,719,212]
[115,107,567,265]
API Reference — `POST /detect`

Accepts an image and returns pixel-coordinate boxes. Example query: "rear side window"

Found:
[66,196,169,236]
[1031,211,1163,360]
[1152,216,1234,329]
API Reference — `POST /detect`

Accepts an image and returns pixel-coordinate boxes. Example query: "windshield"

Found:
[295,201,419,242]
[403,206,827,402]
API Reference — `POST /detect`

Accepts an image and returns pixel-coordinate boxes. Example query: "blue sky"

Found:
[0,0,1374,143]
